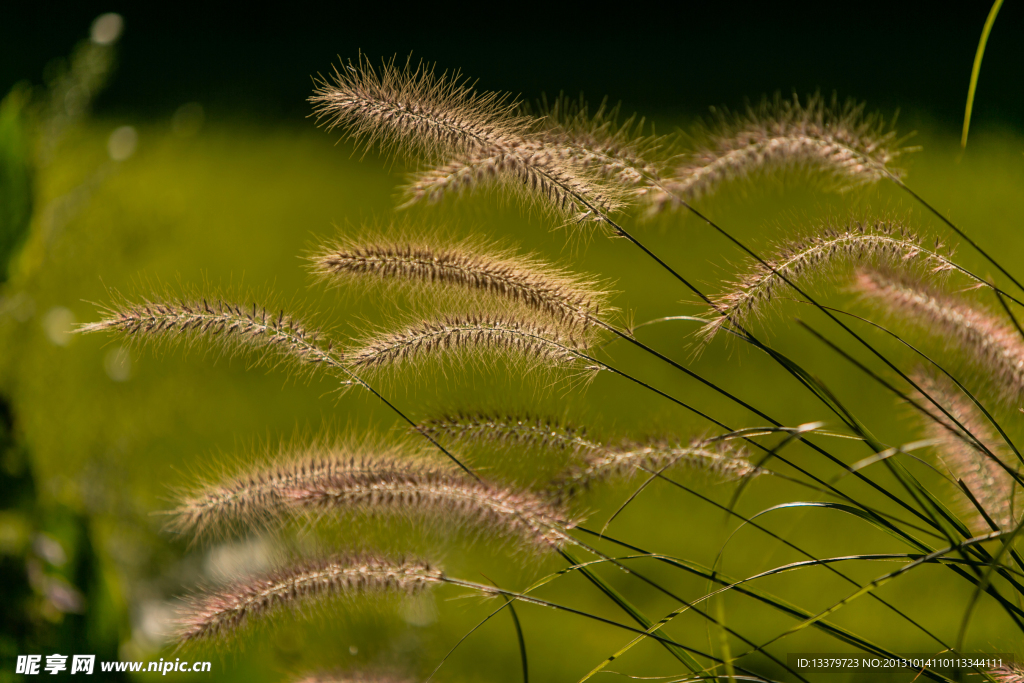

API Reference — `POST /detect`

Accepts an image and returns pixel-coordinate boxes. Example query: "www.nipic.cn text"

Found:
[15,655,212,675]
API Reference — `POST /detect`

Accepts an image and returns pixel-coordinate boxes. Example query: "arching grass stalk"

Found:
[748,528,1018,653]
[577,526,1021,674]
[633,463,951,649]
[381,318,1024,649]
[788,300,1024,471]
[339,311,974,679]
[795,321,1024,619]
[564,536,961,683]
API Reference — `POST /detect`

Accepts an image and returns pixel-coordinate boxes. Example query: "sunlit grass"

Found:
[2,115,1022,680]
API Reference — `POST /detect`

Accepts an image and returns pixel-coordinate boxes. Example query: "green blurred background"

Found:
[1,3,1022,681]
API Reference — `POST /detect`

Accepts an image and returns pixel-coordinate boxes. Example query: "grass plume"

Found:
[419,412,759,495]
[310,232,612,327]
[401,142,626,223]
[174,553,442,644]
[170,444,577,552]
[309,56,626,223]
[345,311,595,375]
[648,94,912,212]
[309,54,528,162]
[912,370,1018,531]
[421,411,602,455]
[556,435,760,495]
[855,268,1024,404]
[526,95,667,192]
[701,219,955,342]
[78,293,348,382]
[990,663,1024,683]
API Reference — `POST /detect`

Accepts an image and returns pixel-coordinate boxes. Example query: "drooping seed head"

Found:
[170,444,578,553]
[420,413,760,497]
[310,56,627,225]
[401,142,627,224]
[856,268,1024,405]
[420,412,603,455]
[555,435,760,496]
[911,370,1019,532]
[700,219,955,343]
[989,662,1024,683]
[310,232,612,328]
[174,553,442,645]
[648,94,914,213]
[524,95,669,192]
[78,292,349,383]
[309,54,529,162]
[345,311,597,378]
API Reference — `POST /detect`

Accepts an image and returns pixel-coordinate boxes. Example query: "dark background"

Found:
[4,1,1023,129]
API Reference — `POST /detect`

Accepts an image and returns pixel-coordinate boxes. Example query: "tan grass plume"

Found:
[309,54,528,162]
[526,96,667,192]
[420,412,759,495]
[701,220,954,343]
[855,268,1024,404]
[174,553,442,644]
[311,233,612,328]
[79,293,348,382]
[310,55,627,223]
[989,662,1024,683]
[649,94,912,213]
[345,311,595,375]
[912,370,1018,531]
[421,412,602,455]
[401,142,626,223]
[556,435,760,496]
[170,444,577,552]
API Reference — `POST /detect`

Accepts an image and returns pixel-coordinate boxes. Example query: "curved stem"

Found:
[890,174,1024,295]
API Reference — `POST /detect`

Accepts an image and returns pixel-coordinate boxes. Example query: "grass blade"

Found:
[961,0,1005,148]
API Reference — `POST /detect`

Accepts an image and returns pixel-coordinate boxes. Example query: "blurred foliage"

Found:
[0,87,33,283]
[0,15,128,682]
[0,397,126,683]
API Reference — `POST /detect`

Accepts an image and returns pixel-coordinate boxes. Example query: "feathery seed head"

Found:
[701,219,955,343]
[174,553,441,645]
[345,311,596,377]
[309,54,528,162]
[649,94,914,213]
[311,233,612,328]
[990,662,1024,683]
[856,268,1024,404]
[556,435,759,496]
[420,413,759,497]
[911,370,1018,532]
[79,293,348,382]
[524,96,668,191]
[170,445,578,552]
[310,56,627,224]
[401,142,627,224]
[420,412,603,455]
